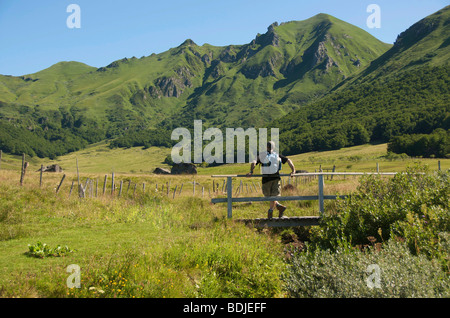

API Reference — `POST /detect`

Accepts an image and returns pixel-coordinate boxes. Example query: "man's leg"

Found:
[268,201,275,219]
[274,181,286,217]
[270,201,276,210]
[262,181,273,219]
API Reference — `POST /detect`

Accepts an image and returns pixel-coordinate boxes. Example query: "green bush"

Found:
[283,165,450,297]
[310,165,449,254]
[283,239,449,298]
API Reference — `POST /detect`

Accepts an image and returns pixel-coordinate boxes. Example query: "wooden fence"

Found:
[0,152,444,209]
[210,172,399,227]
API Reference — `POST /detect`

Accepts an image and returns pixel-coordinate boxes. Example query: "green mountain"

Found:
[3,6,447,160]
[171,14,391,129]
[0,14,390,133]
[273,5,450,156]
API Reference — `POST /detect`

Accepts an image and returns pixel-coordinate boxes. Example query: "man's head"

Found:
[267,141,275,153]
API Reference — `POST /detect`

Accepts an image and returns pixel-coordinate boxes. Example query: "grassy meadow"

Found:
[0,143,448,298]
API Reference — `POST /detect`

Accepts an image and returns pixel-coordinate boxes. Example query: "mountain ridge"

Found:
[273,6,449,156]
[0,12,391,128]
[2,7,448,159]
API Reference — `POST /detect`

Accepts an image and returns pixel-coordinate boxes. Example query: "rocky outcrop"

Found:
[219,45,238,63]
[37,164,63,173]
[153,167,171,174]
[205,60,225,80]
[304,40,338,71]
[171,163,197,175]
[255,22,280,47]
[240,52,282,79]
[151,66,194,98]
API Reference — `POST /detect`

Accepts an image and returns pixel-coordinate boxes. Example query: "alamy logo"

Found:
[66,264,81,288]
[66,4,81,29]
[171,120,279,164]
[366,264,381,289]
[367,4,381,29]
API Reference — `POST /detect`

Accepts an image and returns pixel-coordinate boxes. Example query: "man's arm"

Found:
[286,158,295,177]
[246,160,257,177]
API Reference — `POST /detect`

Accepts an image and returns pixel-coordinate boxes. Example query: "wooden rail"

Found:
[211,172,398,227]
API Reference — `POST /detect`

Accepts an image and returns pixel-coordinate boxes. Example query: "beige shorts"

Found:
[262,179,281,197]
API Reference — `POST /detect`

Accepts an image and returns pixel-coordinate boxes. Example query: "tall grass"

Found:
[1,144,448,298]
[0,169,286,298]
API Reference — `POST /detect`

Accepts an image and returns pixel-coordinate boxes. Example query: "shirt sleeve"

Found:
[279,154,288,164]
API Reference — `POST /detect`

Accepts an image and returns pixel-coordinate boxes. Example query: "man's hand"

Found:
[287,159,296,178]
[246,172,253,177]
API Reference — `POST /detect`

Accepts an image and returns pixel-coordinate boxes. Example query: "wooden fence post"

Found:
[331,165,336,181]
[173,185,178,199]
[78,183,86,198]
[40,165,44,187]
[69,181,74,198]
[111,172,115,195]
[20,153,26,186]
[318,174,324,217]
[119,180,123,197]
[56,174,66,194]
[235,183,240,196]
[84,178,90,194]
[227,177,232,219]
[103,175,107,195]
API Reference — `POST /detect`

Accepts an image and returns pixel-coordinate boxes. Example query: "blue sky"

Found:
[0,0,448,76]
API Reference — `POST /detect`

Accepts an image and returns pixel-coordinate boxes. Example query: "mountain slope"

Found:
[343,4,450,86]
[0,14,390,129]
[273,6,450,156]
[169,14,391,129]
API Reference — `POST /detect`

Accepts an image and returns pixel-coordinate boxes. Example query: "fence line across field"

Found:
[0,153,441,209]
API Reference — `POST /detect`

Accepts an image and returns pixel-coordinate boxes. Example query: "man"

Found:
[246,141,296,219]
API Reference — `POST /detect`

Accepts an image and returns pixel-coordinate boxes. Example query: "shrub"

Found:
[285,164,450,297]
[310,165,449,254]
[283,239,449,298]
